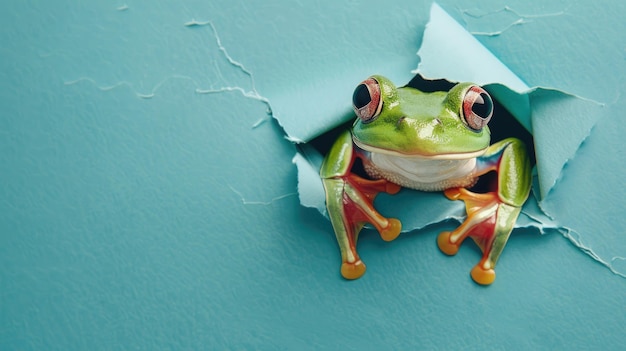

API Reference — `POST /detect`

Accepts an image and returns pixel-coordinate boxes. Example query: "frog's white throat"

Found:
[363,150,481,192]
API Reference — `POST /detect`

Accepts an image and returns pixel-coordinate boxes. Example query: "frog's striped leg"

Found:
[437,138,531,285]
[321,130,402,280]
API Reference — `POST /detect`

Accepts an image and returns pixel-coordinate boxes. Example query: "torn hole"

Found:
[298,73,537,223]
[288,2,625,280]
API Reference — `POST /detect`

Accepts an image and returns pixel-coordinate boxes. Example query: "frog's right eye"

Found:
[353,77,382,123]
[461,86,493,131]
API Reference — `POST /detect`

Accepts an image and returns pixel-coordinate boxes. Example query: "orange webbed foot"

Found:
[438,187,520,285]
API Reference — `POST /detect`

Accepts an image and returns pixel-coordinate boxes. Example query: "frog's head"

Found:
[351,75,493,159]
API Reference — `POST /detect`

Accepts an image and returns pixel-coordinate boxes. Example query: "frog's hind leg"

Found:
[469,203,520,285]
[321,130,402,280]
[323,174,401,280]
[438,138,531,285]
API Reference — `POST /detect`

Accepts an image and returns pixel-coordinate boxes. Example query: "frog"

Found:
[320,75,532,285]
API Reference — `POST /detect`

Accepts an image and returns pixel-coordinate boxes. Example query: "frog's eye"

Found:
[462,86,493,131]
[353,77,383,123]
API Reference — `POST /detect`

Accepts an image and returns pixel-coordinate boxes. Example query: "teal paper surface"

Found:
[1,1,625,350]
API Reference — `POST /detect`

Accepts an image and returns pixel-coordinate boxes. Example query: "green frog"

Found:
[320,75,531,285]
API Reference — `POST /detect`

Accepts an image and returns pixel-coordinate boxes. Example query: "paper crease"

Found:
[65,19,275,130]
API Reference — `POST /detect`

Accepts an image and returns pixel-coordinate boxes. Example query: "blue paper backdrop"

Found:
[2,1,625,350]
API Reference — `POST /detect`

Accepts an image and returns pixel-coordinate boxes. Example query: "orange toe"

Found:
[380,218,402,242]
[437,231,459,255]
[443,188,463,200]
[341,260,366,280]
[471,264,496,285]
[386,183,402,195]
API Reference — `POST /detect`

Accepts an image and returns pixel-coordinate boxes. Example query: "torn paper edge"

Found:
[531,100,601,200]
[62,18,300,207]
[415,4,607,106]
[414,3,608,203]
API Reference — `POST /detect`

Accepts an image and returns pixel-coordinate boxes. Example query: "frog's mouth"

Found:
[352,137,488,161]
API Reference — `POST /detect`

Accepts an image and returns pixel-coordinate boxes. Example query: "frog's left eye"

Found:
[462,86,493,131]
[353,77,383,123]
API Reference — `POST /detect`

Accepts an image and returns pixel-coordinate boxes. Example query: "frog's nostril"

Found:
[396,116,406,127]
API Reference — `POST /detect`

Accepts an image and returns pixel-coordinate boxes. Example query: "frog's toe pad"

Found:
[380,218,401,242]
[386,183,402,195]
[437,231,459,256]
[443,188,463,200]
[471,264,496,285]
[341,260,366,280]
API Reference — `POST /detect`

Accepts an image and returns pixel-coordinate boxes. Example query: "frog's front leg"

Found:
[437,138,532,285]
[321,130,402,280]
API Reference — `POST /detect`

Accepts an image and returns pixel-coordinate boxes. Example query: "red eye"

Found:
[352,77,382,123]
[462,86,493,131]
